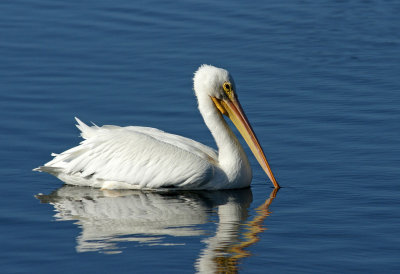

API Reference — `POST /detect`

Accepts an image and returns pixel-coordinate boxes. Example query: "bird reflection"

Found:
[195,188,278,273]
[36,186,278,272]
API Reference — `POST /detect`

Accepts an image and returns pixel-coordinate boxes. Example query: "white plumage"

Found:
[35,65,279,190]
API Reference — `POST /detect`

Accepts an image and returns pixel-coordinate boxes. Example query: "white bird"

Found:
[34,65,280,190]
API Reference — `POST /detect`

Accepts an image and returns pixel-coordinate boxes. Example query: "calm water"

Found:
[1,0,399,273]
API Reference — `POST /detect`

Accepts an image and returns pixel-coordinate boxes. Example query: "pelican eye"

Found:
[222,82,232,95]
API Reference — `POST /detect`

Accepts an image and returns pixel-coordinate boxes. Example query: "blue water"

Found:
[1,0,399,273]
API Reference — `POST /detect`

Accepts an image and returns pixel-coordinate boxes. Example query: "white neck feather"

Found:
[197,95,252,185]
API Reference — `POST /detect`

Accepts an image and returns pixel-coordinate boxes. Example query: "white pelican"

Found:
[34,65,280,190]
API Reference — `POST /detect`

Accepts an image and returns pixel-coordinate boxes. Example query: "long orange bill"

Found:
[212,96,280,189]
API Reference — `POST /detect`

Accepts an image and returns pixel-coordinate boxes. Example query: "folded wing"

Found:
[35,118,220,189]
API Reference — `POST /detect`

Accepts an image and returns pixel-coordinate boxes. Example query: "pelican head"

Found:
[193,65,280,189]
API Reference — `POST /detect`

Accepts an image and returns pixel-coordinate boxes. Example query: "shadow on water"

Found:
[36,186,278,272]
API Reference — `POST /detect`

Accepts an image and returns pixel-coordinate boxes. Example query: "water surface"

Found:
[1,0,399,273]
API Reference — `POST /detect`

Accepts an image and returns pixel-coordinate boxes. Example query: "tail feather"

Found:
[33,166,63,176]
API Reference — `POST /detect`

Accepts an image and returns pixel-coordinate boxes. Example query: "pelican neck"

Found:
[197,95,252,184]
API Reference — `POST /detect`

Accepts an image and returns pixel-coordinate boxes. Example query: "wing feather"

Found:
[36,119,220,189]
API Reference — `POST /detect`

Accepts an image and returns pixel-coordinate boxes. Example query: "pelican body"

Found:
[35,65,279,190]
